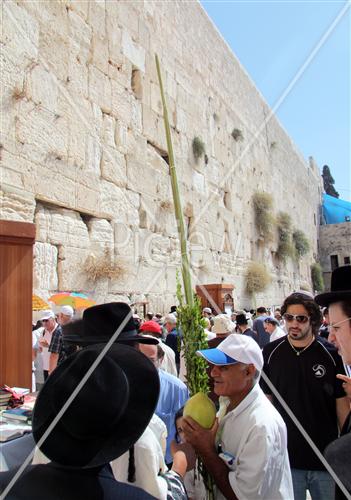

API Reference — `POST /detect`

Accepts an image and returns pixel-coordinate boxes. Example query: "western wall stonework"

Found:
[1,0,322,311]
[319,223,351,290]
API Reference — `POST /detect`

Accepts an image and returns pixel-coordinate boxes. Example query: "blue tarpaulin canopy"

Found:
[322,193,351,224]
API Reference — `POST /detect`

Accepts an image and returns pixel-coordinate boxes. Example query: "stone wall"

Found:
[1,0,322,311]
[319,222,351,290]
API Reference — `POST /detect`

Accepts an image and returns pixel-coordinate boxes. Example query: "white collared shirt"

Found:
[110,414,168,499]
[216,383,293,500]
[270,326,286,342]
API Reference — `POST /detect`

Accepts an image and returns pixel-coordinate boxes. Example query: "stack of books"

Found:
[0,390,12,409]
[2,407,33,424]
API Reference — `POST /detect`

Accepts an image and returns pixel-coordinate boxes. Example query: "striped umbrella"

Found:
[32,295,50,311]
[48,292,96,310]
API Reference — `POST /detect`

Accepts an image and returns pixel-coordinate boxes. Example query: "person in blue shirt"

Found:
[139,342,189,466]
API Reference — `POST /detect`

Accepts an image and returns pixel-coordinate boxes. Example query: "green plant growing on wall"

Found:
[252,192,274,239]
[246,262,272,294]
[276,211,294,260]
[311,263,324,292]
[292,230,310,258]
[192,136,206,159]
[231,128,243,141]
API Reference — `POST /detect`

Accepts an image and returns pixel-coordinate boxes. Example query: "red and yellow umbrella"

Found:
[32,294,50,311]
[49,292,96,310]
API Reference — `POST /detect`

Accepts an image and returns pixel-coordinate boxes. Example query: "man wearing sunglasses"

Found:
[261,292,349,500]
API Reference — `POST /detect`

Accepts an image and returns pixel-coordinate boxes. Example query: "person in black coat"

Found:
[316,265,351,500]
[0,341,160,500]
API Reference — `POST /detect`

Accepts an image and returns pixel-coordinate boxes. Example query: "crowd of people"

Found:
[2,265,350,500]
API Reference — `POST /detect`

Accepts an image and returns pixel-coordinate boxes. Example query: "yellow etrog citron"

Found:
[183,392,216,429]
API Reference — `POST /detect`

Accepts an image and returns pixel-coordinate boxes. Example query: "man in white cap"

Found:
[182,334,293,500]
[38,310,62,378]
[57,305,74,326]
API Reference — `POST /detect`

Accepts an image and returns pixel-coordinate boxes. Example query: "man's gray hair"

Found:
[164,313,177,325]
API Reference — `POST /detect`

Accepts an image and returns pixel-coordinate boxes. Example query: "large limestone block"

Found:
[111,83,133,125]
[28,64,59,112]
[0,184,36,222]
[142,104,166,151]
[57,245,90,291]
[121,29,145,72]
[88,0,106,37]
[76,184,100,216]
[91,33,109,75]
[67,1,89,22]
[101,145,127,188]
[68,9,92,63]
[87,219,114,254]
[34,166,76,210]
[39,29,69,83]
[99,180,139,224]
[67,51,89,100]
[16,101,68,165]
[88,66,112,115]
[126,157,158,197]
[25,1,68,38]
[102,114,117,148]
[33,242,58,291]
[35,205,90,248]
[85,134,102,176]
[2,1,39,65]
[1,167,23,190]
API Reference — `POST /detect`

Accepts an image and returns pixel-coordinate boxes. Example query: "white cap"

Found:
[212,314,235,335]
[61,305,74,317]
[40,310,55,321]
[203,307,212,314]
[197,333,263,371]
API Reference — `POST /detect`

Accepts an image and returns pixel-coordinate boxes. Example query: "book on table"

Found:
[2,408,33,422]
[0,421,32,442]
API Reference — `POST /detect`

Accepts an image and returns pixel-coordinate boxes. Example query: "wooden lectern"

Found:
[0,220,35,388]
[196,283,235,314]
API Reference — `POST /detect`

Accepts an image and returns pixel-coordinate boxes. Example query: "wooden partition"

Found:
[0,220,35,388]
[196,283,235,314]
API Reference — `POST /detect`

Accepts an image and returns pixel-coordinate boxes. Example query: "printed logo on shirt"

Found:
[312,364,326,378]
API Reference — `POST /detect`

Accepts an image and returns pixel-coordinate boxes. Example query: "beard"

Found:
[288,325,312,342]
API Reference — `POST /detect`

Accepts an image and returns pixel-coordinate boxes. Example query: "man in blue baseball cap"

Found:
[182,334,293,500]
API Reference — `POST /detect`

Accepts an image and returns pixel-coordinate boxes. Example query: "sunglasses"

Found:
[41,319,50,323]
[283,313,310,324]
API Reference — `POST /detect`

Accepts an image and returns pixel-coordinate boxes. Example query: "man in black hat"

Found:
[61,302,191,498]
[315,265,351,500]
[0,343,159,499]
[235,313,258,343]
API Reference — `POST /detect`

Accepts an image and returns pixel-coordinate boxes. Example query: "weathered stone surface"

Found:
[33,242,58,291]
[2,0,323,309]
[121,29,145,72]
[101,145,127,188]
[0,184,36,222]
[35,205,89,248]
[319,222,351,289]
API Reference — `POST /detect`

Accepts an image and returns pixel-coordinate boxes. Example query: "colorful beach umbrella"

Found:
[48,292,96,310]
[32,295,50,311]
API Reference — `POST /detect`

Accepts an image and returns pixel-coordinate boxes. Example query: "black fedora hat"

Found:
[32,343,160,468]
[315,265,351,307]
[62,302,158,346]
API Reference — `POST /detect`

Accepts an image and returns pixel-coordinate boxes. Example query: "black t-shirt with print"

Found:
[261,337,346,470]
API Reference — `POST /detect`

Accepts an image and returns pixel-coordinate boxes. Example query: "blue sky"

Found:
[201,1,350,201]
